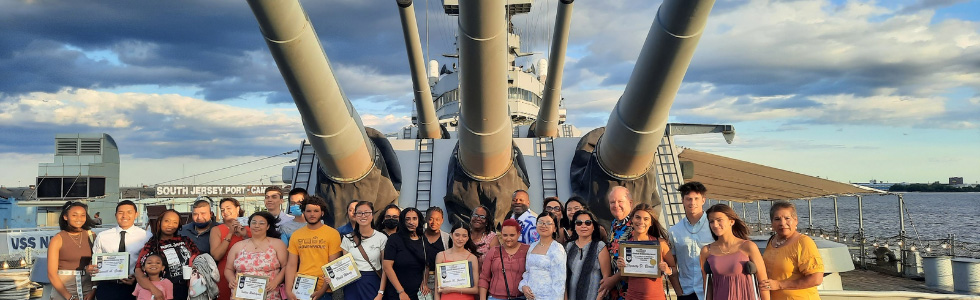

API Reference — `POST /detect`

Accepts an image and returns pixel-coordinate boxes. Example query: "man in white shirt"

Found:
[668,182,715,300]
[264,186,292,227]
[88,200,152,300]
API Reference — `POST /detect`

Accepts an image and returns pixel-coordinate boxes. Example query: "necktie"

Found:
[118,231,127,252]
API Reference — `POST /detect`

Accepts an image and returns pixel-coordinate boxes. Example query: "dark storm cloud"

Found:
[896,0,970,14]
[0,0,433,103]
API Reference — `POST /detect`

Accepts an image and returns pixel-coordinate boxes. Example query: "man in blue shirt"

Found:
[668,182,715,300]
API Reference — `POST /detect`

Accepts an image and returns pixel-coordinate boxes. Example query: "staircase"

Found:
[292,140,317,193]
[537,137,559,199]
[655,135,686,227]
[415,138,435,210]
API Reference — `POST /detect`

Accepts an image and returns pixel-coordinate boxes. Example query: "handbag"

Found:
[498,246,527,300]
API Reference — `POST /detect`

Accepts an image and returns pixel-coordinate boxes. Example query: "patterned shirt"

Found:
[607,217,633,300]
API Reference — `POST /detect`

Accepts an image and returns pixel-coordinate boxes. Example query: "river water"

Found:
[709,192,980,247]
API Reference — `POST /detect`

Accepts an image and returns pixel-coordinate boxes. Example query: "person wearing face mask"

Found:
[178,199,220,254]
[376,204,402,236]
[502,190,538,244]
[280,188,311,246]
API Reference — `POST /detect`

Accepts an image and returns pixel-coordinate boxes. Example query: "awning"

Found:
[677,148,882,203]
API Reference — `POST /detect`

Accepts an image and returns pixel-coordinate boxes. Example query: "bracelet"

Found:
[397,290,404,294]
[377,290,384,295]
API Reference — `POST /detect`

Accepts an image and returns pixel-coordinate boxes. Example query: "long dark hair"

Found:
[543,197,565,228]
[219,197,245,217]
[248,211,281,239]
[143,209,186,265]
[449,222,480,257]
[375,203,401,230]
[568,210,606,242]
[536,211,558,240]
[470,205,495,234]
[564,196,588,229]
[627,204,668,240]
[398,207,424,238]
[59,201,94,231]
[705,204,750,240]
[351,201,375,247]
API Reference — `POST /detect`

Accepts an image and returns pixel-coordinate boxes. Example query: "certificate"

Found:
[291,274,318,300]
[234,274,268,300]
[436,260,473,288]
[91,252,129,281]
[619,241,661,278]
[320,253,361,291]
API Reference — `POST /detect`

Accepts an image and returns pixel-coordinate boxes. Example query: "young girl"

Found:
[133,254,174,300]
[700,204,770,300]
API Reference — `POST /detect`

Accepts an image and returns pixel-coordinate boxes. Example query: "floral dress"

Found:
[518,240,567,300]
[232,246,283,300]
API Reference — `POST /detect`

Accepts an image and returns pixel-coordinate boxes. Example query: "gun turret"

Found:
[456,0,513,180]
[396,0,442,139]
[534,0,574,138]
[597,0,716,179]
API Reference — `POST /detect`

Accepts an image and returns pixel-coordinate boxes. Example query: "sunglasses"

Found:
[574,220,594,226]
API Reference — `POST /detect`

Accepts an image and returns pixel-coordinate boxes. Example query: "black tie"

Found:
[118,231,127,252]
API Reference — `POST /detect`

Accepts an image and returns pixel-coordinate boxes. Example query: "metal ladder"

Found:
[416,138,435,209]
[655,135,686,227]
[292,140,317,192]
[537,137,559,199]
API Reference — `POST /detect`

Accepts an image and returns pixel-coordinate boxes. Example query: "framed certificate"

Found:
[320,253,361,291]
[91,252,129,281]
[234,274,269,300]
[291,274,318,300]
[436,260,473,288]
[619,241,661,278]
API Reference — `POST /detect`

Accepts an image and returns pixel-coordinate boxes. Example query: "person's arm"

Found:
[596,242,613,299]
[700,245,711,300]
[552,243,567,297]
[763,237,824,291]
[284,252,299,300]
[375,249,388,300]
[660,239,683,294]
[599,244,622,293]
[744,241,770,300]
[478,248,494,300]
[383,260,408,300]
[224,242,243,290]
[209,226,231,261]
[463,254,480,295]
[269,239,289,290]
[518,246,534,299]
[47,235,73,300]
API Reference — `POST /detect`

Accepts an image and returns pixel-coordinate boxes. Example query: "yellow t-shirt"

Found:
[287,225,341,290]
[762,234,825,300]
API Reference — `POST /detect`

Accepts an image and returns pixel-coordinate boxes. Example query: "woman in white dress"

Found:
[518,212,567,300]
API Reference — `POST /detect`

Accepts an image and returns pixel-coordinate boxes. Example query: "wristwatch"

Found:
[377,290,384,295]
[397,290,404,294]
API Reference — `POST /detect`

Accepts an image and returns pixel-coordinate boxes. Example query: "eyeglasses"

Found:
[353,211,373,217]
[544,206,561,212]
[471,214,487,220]
[574,220,594,227]
[537,221,554,227]
[384,215,399,220]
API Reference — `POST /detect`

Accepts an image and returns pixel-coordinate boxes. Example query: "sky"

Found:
[0,0,978,187]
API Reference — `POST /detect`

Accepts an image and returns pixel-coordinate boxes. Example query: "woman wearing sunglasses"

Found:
[566,210,611,300]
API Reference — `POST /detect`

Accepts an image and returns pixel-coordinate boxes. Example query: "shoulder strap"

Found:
[354,234,382,277]
[498,246,512,297]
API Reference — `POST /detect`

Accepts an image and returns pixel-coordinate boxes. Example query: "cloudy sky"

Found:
[1,0,978,187]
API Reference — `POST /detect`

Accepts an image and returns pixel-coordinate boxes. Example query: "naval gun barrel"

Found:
[456,0,513,180]
[247,0,376,182]
[396,0,441,139]
[534,0,574,138]
[597,0,716,179]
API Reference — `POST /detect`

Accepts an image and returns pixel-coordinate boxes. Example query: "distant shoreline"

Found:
[888,183,980,193]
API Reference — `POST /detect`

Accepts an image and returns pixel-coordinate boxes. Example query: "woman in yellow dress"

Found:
[760,201,825,300]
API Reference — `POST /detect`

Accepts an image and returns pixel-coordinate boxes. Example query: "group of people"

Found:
[47,182,825,300]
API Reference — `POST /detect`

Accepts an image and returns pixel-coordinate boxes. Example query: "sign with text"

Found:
[154,185,288,198]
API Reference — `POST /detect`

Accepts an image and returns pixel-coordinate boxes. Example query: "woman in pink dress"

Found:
[435,223,481,300]
[225,211,288,300]
[699,204,770,300]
